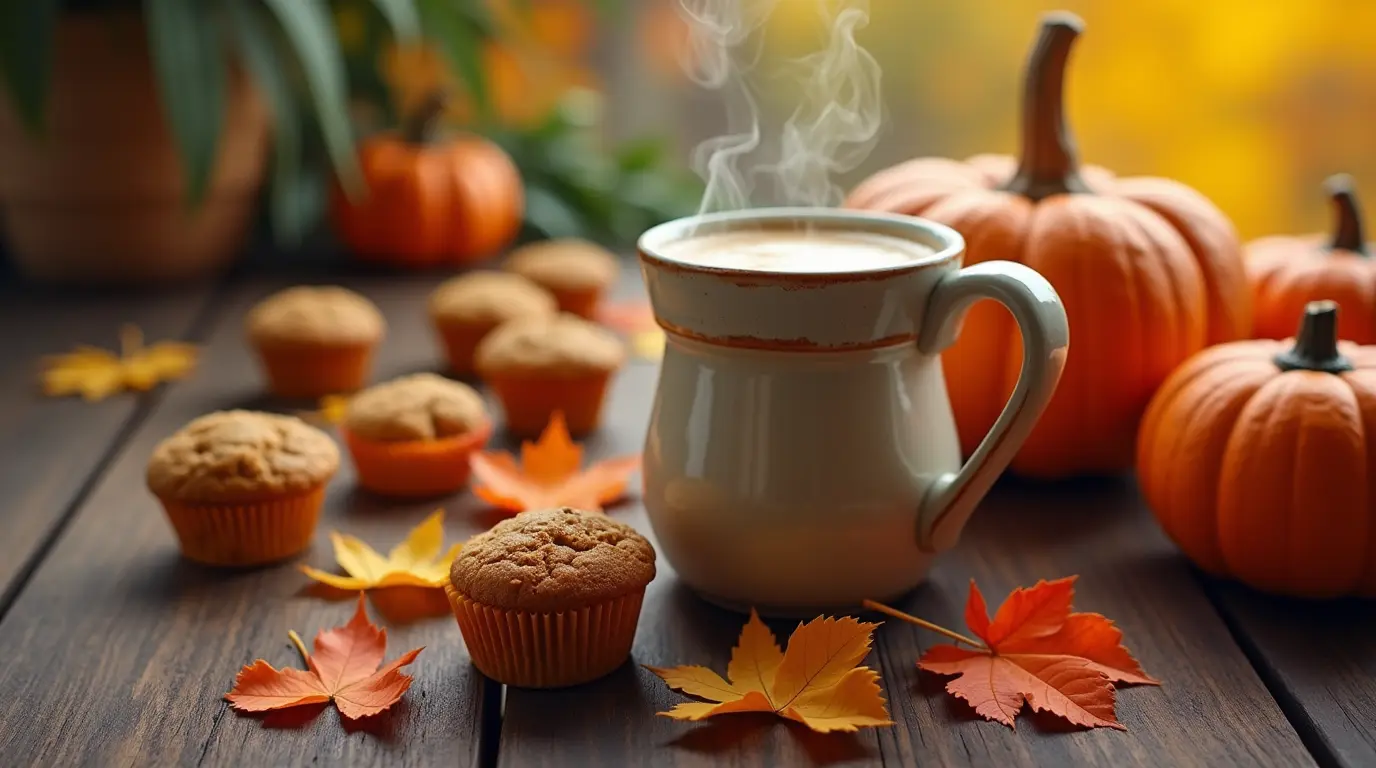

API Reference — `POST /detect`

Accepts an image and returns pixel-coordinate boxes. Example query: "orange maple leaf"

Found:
[469,412,640,514]
[225,594,423,722]
[646,609,895,733]
[869,576,1157,731]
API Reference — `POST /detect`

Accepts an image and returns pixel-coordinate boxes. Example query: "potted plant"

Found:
[0,0,417,284]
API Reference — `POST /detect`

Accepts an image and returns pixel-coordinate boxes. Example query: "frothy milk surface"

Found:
[658,230,935,273]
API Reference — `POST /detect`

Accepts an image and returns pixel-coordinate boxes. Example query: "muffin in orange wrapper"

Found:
[428,271,557,376]
[502,238,618,319]
[146,410,339,567]
[341,373,494,497]
[246,285,386,398]
[475,313,626,437]
[446,508,656,688]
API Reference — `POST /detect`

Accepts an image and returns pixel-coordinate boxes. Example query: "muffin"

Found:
[428,271,558,376]
[474,313,625,437]
[446,508,657,688]
[502,239,618,319]
[246,286,385,398]
[341,373,493,497]
[147,410,339,566]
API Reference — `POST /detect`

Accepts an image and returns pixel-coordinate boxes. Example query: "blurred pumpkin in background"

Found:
[1248,174,1376,343]
[847,14,1251,479]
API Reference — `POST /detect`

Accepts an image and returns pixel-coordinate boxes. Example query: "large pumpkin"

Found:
[1248,174,1376,343]
[331,92,524,267]
[845,13,1251,478]
[1138,302,1376,598]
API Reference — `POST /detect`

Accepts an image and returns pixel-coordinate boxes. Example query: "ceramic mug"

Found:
[637,208,1069,615]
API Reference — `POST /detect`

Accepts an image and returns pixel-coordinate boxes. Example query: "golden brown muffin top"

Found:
[147,410,339,503]
[246,286,385,346]
[474,314,625,378]
[503,239,619,292]
[450,508,656,612]
[343,373,489,442]
[428,271,558,326]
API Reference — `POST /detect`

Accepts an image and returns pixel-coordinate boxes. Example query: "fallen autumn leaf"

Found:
[300,509,461,591]
[469,412,640,514]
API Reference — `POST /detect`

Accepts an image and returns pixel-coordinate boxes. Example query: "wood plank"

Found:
[872,478,1316,767]
[0,273,495,767]
[1206,582,1376,768]
[0,283,212,607]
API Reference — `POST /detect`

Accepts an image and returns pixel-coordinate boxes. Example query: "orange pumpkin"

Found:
[844,13,1251,478]
[331,92,524,267]
[1138,301,1376,598]
[1248,174,1376,343]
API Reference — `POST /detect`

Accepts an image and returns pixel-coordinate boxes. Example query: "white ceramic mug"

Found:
[637,208,1069,615]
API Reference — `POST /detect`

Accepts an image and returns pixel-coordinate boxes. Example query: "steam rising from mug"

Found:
[677,0,883,215]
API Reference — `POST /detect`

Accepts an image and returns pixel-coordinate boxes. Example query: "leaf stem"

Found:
[861,600,988,649]
[288,630,310,665]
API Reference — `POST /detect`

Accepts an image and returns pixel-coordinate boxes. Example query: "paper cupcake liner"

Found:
[445,583,646,689]
[435,322,494,377]
[255,341,374,399]
[158,486,325,567]
[488,373,611,437]
[549,288,603,320]
[343,422,493,497]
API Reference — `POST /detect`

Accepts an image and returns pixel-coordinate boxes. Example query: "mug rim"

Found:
[637,207,965,280]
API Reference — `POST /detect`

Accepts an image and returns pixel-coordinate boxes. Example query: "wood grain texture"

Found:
[1206,581,1376,768]
[0,274,492,767]
[0,284,211,607]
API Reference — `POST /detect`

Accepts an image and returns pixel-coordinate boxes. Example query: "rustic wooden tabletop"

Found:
[0,262,1371,768]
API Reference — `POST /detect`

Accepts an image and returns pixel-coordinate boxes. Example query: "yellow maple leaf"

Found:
[646,609,895,733]
[299,510,462,591]
[41,324,198,402]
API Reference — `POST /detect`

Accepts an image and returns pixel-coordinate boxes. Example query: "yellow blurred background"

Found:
[482,0,1376,241]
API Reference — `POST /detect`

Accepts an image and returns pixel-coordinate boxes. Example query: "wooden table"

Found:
[0,263,1371,768]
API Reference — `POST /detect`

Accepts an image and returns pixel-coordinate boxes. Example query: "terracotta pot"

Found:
[0,13,270,285]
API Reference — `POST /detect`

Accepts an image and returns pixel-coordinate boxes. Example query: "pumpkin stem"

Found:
[1001,12,1092,202]
[1274,301,1354,374]
[1325,174,1369,255]
[404,90,450,144]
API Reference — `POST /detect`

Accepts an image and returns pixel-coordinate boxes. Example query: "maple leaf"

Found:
[469,412,640,514]
[867,577,1158,732]
[299,509,461,590]
[225,594,423,722]
[646,609,895,733]
[40,324,198,401]
[298,394,351,428]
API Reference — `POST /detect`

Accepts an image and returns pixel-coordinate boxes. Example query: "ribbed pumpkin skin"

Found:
[332,133,523,268]
[847,154,1249,478]
[1138,338,1376,598]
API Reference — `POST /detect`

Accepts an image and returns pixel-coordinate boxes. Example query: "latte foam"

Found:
[658,229,933,273]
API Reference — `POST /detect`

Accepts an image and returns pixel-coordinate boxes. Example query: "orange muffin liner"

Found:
[445,583,646,688]
[549,287,603,320]
[255,340,375,398]
[343,421,494,498]
[158,485,325,567]
[434,320,497,377]
[487,373,611,437]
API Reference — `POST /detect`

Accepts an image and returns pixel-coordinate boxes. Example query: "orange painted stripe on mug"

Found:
[655,317,916,353]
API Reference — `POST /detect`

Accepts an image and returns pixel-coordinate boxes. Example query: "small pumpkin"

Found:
[1248,174,1376,343]
[1138,301,1376,598]
[331,91,524,267]
[844,13,1251,478]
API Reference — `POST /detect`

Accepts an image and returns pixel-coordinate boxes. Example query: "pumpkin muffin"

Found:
[341,373,493,497]
[246,285,385,398]
[147,410,339,566]
[446,508,657,688]
[502,238,618,319]
[474,313,625,437]
[428,271,558,376]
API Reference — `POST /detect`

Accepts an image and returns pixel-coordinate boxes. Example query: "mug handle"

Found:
[914,261,1069,552]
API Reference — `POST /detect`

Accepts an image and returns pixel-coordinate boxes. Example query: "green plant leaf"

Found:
[146,0,227,206]
[416,0,490,118]
[0,0,58,135]
[262,0,363,198]
[523,183,589,240]
[368,0,421,41]
[225,0,307,246]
